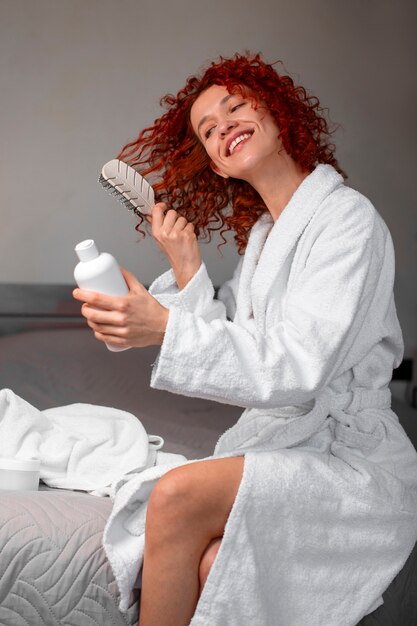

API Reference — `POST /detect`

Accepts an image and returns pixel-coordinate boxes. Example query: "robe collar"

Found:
[235,164,344,324]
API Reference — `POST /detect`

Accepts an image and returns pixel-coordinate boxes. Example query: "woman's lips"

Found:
[227,131,254,156]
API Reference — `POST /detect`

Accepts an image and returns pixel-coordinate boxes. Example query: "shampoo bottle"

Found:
[74,239,130,352]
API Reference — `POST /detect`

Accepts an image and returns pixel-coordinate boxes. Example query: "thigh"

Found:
[150,455,245,538]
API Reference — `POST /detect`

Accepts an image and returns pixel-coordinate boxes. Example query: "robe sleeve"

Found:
[148,257,244,321]
[150,204,382,409]
[148,262,227,323]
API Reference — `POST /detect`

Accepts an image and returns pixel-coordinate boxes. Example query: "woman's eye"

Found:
[231,102,245,113]
[205,127,214,139]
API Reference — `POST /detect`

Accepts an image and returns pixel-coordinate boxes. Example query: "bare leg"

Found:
[198,537,222,591]
[138,456,244,626]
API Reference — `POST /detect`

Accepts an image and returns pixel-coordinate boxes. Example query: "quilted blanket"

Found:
[0,487,138,625]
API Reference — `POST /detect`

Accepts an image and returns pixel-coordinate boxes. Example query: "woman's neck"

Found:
[247,155,310,222]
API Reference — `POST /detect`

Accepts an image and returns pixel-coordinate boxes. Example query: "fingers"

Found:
[72,264,168,348]
[151,203,193,236]
[81,304,131,345]
[73,286,136,311]
[73,272,144,306]
[151,203,167,230]
[90,323,129,338]
[163,211,188,231]
[73,288,122,310]
[91,329,129,347]
[80,303,126,325]
[119,267,146,292]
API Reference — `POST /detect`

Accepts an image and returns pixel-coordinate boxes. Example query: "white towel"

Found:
[0,388,159,495]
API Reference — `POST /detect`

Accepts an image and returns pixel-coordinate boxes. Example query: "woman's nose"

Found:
[219,119,238,137]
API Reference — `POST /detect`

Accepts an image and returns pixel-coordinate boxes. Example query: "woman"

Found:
[73,53,417,626]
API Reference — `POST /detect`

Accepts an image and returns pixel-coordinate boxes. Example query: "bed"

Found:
[0,283,416,625]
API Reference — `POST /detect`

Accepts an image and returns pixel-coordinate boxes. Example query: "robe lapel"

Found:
[251,164,344,325]
[234,213,273,325]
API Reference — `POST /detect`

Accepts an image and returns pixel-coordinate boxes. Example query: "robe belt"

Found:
[323,387,392,424]
[322,387,392,451]
[215,388,392,455]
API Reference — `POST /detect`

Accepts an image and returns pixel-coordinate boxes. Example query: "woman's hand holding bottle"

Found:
[73,269,169,348]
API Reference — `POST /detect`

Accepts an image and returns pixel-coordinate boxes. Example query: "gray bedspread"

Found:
[0,487,138,626]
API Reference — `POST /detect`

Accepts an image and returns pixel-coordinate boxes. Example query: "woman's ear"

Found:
[210,161,229,179]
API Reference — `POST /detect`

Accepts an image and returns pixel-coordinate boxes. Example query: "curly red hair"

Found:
[118,52,346,254]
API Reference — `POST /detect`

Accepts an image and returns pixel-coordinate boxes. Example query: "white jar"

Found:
[0,457,41,491]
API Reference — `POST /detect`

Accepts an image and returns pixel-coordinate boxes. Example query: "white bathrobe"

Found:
[142,164,417,624]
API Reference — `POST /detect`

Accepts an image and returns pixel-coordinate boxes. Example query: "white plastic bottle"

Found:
[74,239,130,352]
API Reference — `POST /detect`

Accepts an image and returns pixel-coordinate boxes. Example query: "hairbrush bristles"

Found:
[99,159,155,217]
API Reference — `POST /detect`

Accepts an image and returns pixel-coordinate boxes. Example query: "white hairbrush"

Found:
[99,159,155,217]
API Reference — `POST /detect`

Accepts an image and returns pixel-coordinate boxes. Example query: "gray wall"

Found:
[1,0,416,356]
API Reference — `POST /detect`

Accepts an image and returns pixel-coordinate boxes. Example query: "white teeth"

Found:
[228,133,252,155]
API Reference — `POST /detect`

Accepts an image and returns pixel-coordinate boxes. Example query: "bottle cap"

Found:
[75,239,99,262]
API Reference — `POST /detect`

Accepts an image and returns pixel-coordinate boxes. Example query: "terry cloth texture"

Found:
[144,164,417,625]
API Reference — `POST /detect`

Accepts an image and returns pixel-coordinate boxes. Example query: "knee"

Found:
[147,466,193,526]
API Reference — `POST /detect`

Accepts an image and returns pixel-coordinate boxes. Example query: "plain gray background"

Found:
[0,0,416,358]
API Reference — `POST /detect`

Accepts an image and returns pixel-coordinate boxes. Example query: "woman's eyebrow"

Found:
[197,94,233,135]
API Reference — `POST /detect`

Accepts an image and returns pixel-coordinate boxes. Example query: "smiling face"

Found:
[190,84,284,183]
